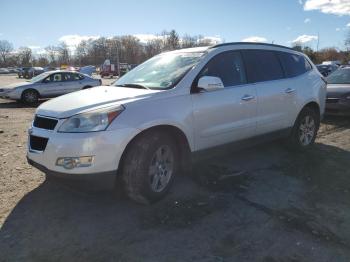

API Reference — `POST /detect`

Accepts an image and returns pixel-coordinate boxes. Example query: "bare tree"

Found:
[57,42,70,65]
[181,34,197,48]
[36,55,49,67]
[0,40,14,66]
[145,39,163,59]
[165,30,180,50]
[18,47,32,66]
[345,30,350,52]
[75,40,89,66]
[120,35,143,64]
[45,45,58,66]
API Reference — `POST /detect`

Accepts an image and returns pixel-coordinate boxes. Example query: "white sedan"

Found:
[0,70,102,104]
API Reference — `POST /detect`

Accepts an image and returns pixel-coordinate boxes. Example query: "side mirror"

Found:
[197,76,224,92]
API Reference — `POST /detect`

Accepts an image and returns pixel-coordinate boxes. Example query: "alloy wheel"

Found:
[299,115,315,146]
[148,145,174,193]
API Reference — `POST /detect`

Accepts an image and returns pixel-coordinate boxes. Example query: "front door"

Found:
[191,51,257,151]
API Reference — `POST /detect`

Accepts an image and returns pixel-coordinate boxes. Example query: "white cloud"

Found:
[304,0,350,16]
[59,34,100,49]
[133,34,166,44]
[197,36,222,45]
[347,23,350,27]
[28,45,41,49]
[304,18,311,23]
[336,28,341,31]
[292,34,318,44]
[241,36,267,43]
[298,0,303,5]
[133,34,223,45]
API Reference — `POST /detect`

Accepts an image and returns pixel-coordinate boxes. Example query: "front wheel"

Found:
[288,107,320,149]
[121,132,179,204]
[21,89,39,104]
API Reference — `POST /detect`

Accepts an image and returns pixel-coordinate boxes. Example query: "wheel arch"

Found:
[118,124,192,174]
[300,101,320,117]
[21,88,41,98]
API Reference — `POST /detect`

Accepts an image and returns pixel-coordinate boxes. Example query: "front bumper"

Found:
[27,157,117,190]
[27,124,139,184]
[0,90,20,100]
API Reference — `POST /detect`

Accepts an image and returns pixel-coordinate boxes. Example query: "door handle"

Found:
[241,94,255,101]
[285,88,296,94]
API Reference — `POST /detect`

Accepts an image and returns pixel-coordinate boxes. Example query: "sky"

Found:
[1,0,350,54]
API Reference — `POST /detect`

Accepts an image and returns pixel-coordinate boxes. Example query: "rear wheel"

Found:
[21,89,39,104]
[288,107,320,149]
[121,132,179,204]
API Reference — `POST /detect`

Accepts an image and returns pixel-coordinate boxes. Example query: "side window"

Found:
[198,51,246,87]
[52,73,62,82]
[78,74,85,80]
[43,75,52,83]
[278,52,311,78]
[242,50,284,83]
[63,73,75,81]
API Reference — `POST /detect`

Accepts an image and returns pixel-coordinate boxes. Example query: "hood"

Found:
[36,86,160,118]
[327,84,350,98]
[2,81,32,90]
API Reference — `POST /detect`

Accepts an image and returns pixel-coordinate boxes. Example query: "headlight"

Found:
[58,105,124,133]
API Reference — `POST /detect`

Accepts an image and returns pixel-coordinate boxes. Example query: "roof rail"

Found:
[210,42,295,51]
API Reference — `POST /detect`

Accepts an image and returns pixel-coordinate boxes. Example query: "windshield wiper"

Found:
[116,83,150,90]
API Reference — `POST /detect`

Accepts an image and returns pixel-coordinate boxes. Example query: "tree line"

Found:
[0,30,215,68]
[2,29,350,68]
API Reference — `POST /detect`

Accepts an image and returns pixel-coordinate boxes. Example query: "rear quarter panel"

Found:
[294,68,326,123]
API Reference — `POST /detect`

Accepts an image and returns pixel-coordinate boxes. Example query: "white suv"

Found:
[27,43,326,203]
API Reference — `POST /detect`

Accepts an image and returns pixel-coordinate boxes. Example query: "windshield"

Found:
[29,72,51,83]
[113,52,205,89]
[326,69,350,84]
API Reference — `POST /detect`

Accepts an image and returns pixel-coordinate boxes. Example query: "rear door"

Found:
[191,50,257,151]
[242,49,296,135]
[63,72,84,93]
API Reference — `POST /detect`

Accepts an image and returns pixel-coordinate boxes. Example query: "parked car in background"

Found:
[80,65,96,76]
[0,68,10,74]
[26,43,326,204]
[7,68,19,73]
[316,64,338,77]
[43,66,57,72]
[17,67,31,78]
[325,67,350,115]
[0,70,102,104]
[24,67,44,79]
[322,60,341,66]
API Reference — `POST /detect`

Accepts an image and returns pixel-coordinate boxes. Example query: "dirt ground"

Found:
[0,74,350,261]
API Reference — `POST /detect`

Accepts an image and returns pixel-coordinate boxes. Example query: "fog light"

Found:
[56,156,94,169]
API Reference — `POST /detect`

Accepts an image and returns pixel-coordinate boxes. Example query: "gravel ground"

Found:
[0,74,350,261]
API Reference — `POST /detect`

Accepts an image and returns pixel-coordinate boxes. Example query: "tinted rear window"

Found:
[278,52,311,78]
[242,50,284,83]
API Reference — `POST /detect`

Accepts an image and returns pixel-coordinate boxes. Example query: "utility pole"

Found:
[317,32,320,52]
[116,40,120,77]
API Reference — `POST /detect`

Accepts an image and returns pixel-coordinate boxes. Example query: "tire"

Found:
[121,132,179,204]
[288,107,320,150]
[82,86,92,89]
[21,89,39,104]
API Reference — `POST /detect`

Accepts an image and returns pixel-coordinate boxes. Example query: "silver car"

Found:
[0,70,102,104]
[326,67,350,115]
